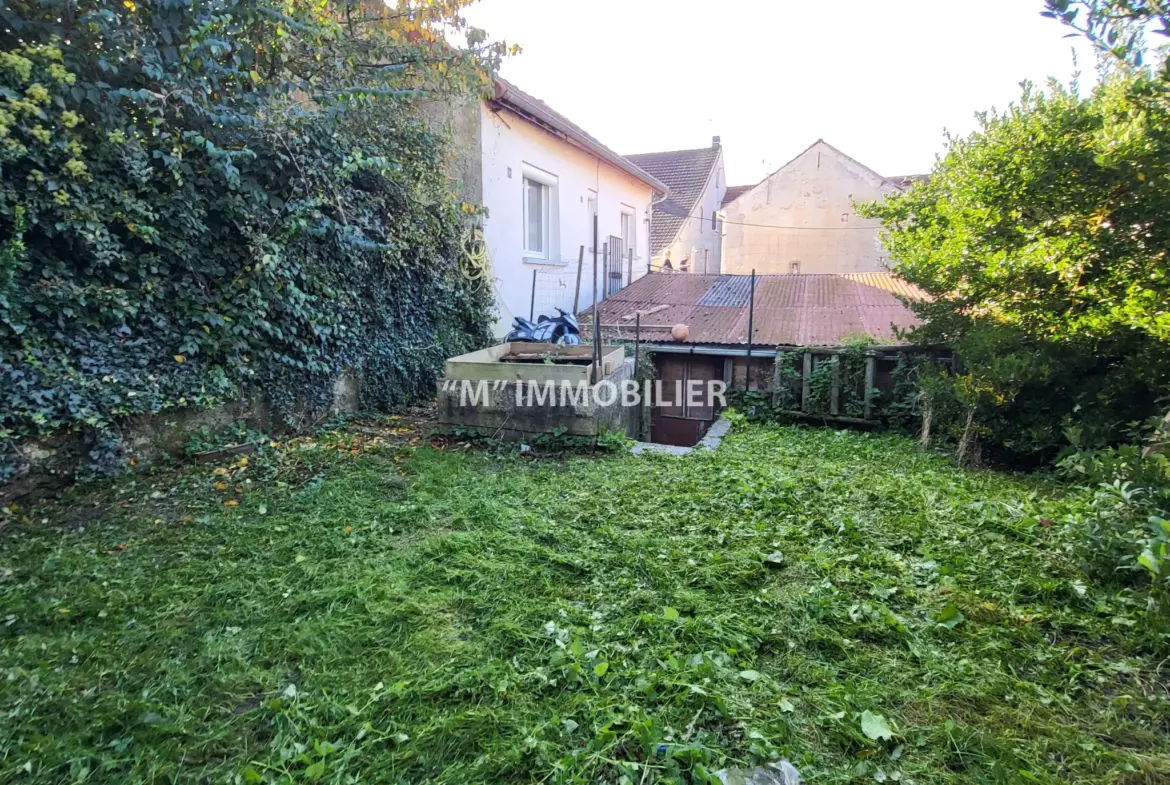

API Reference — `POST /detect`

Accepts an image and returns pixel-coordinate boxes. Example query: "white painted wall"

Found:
[659,149,726,274]
[721,141,900,275]
[479,102,654,337]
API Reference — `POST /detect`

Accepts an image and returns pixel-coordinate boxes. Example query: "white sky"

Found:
[460,0,1098,185]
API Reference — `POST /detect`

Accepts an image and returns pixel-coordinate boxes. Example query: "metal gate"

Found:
[605,236,624,296]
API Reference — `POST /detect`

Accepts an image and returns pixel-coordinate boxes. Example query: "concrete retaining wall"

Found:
[437,358,638,441]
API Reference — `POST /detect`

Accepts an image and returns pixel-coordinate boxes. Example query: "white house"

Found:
[626,138,726,275]
[474,80,666,336]
[720,140,926,276]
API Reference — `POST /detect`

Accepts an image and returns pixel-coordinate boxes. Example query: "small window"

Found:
[790,261,801,275]
[841,213,849,223]
[620,209,635,260]
[523,177,549,257]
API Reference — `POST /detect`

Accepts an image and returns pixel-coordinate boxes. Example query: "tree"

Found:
[1044,0,1170,72]
[858,74,1170,457]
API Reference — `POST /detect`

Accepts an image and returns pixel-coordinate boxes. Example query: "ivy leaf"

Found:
[663,606,679,621]
[592,662,609,677]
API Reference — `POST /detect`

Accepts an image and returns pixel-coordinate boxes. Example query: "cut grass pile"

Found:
[2,419,1169,784]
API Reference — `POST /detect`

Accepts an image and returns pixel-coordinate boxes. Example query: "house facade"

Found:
[626,139,726,275]
[428,80,665,337]
[720,140,923,276]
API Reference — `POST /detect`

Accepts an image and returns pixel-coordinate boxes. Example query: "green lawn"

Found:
[2,419,1168,784]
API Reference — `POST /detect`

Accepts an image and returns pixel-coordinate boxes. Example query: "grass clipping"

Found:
[2,420,1168,784]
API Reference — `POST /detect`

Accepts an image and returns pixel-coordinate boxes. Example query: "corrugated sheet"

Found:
[841,272,930,300]
[697,275,754,307]
[582,272,923,347]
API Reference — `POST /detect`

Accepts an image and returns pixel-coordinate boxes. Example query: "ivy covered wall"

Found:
[0,1,505,480]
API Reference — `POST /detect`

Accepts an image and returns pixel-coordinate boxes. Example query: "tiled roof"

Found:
[721,184,754,208]
[886,174,930,189]
[625,145,721,256]
[491,79,667,194]
[582,272,923,347]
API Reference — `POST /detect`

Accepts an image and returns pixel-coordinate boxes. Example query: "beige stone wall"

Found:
[721,141,899,275]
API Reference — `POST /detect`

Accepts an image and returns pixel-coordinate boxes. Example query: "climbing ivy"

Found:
[0,1,511,478]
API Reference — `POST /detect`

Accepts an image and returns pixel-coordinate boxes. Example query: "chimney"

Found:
[712,135,721,148]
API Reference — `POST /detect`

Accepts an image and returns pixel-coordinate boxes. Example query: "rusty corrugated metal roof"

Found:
[841,272,930,300]
[581,272,923,347]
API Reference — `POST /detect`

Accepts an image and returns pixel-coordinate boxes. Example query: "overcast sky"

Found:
[460,0,1098,185]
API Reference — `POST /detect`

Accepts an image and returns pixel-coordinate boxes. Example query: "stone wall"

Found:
[436,358,638,441]
[1,372,362,503]
[721,141,901,275]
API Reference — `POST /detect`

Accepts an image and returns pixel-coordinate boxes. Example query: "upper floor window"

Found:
[523,177,549,257]
[791,261,801,275]
[620,208,636,260]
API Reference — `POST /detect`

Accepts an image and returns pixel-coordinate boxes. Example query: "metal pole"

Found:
[601,243,609,302]
[635,312,641,379]
[572,245,585,314]
[592,213,601,383]
[529,268,537,321]
[745,269,756,390]
[627,248,633,289]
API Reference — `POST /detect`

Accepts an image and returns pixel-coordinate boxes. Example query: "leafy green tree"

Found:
[0,1,510,477]
[1044,0,1170,72]
[858,74,1170,457]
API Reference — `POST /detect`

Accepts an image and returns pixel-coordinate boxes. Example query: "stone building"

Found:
[626,138,727,275]
[720,140,925,276]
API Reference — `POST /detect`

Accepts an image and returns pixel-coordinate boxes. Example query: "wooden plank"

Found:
[771,350,784,407]
[621,303,668,320]
[774,410,878,428]
[801,352,812,412]
[444,343,621,383]
[830,355,840,416]
[864,353,876,420]
[572,245,584,313]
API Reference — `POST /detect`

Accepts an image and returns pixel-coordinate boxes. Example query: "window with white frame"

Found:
[523,177,549,258]
[620,208,635,261]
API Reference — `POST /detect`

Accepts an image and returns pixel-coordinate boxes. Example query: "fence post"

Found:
[864,352,876,420]
[772,350,784,407]
[572,245,584,314]
[627,248,633,288]
[830,354,840,416]
[592,214,601,383]
[529,268,537,321]
[801,352,812,412]
[634,312,641,379]
[745,269,756,390]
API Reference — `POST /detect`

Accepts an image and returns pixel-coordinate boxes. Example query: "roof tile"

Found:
[625,146,721,255]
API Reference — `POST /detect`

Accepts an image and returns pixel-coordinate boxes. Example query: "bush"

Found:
[858,73,1170,461]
